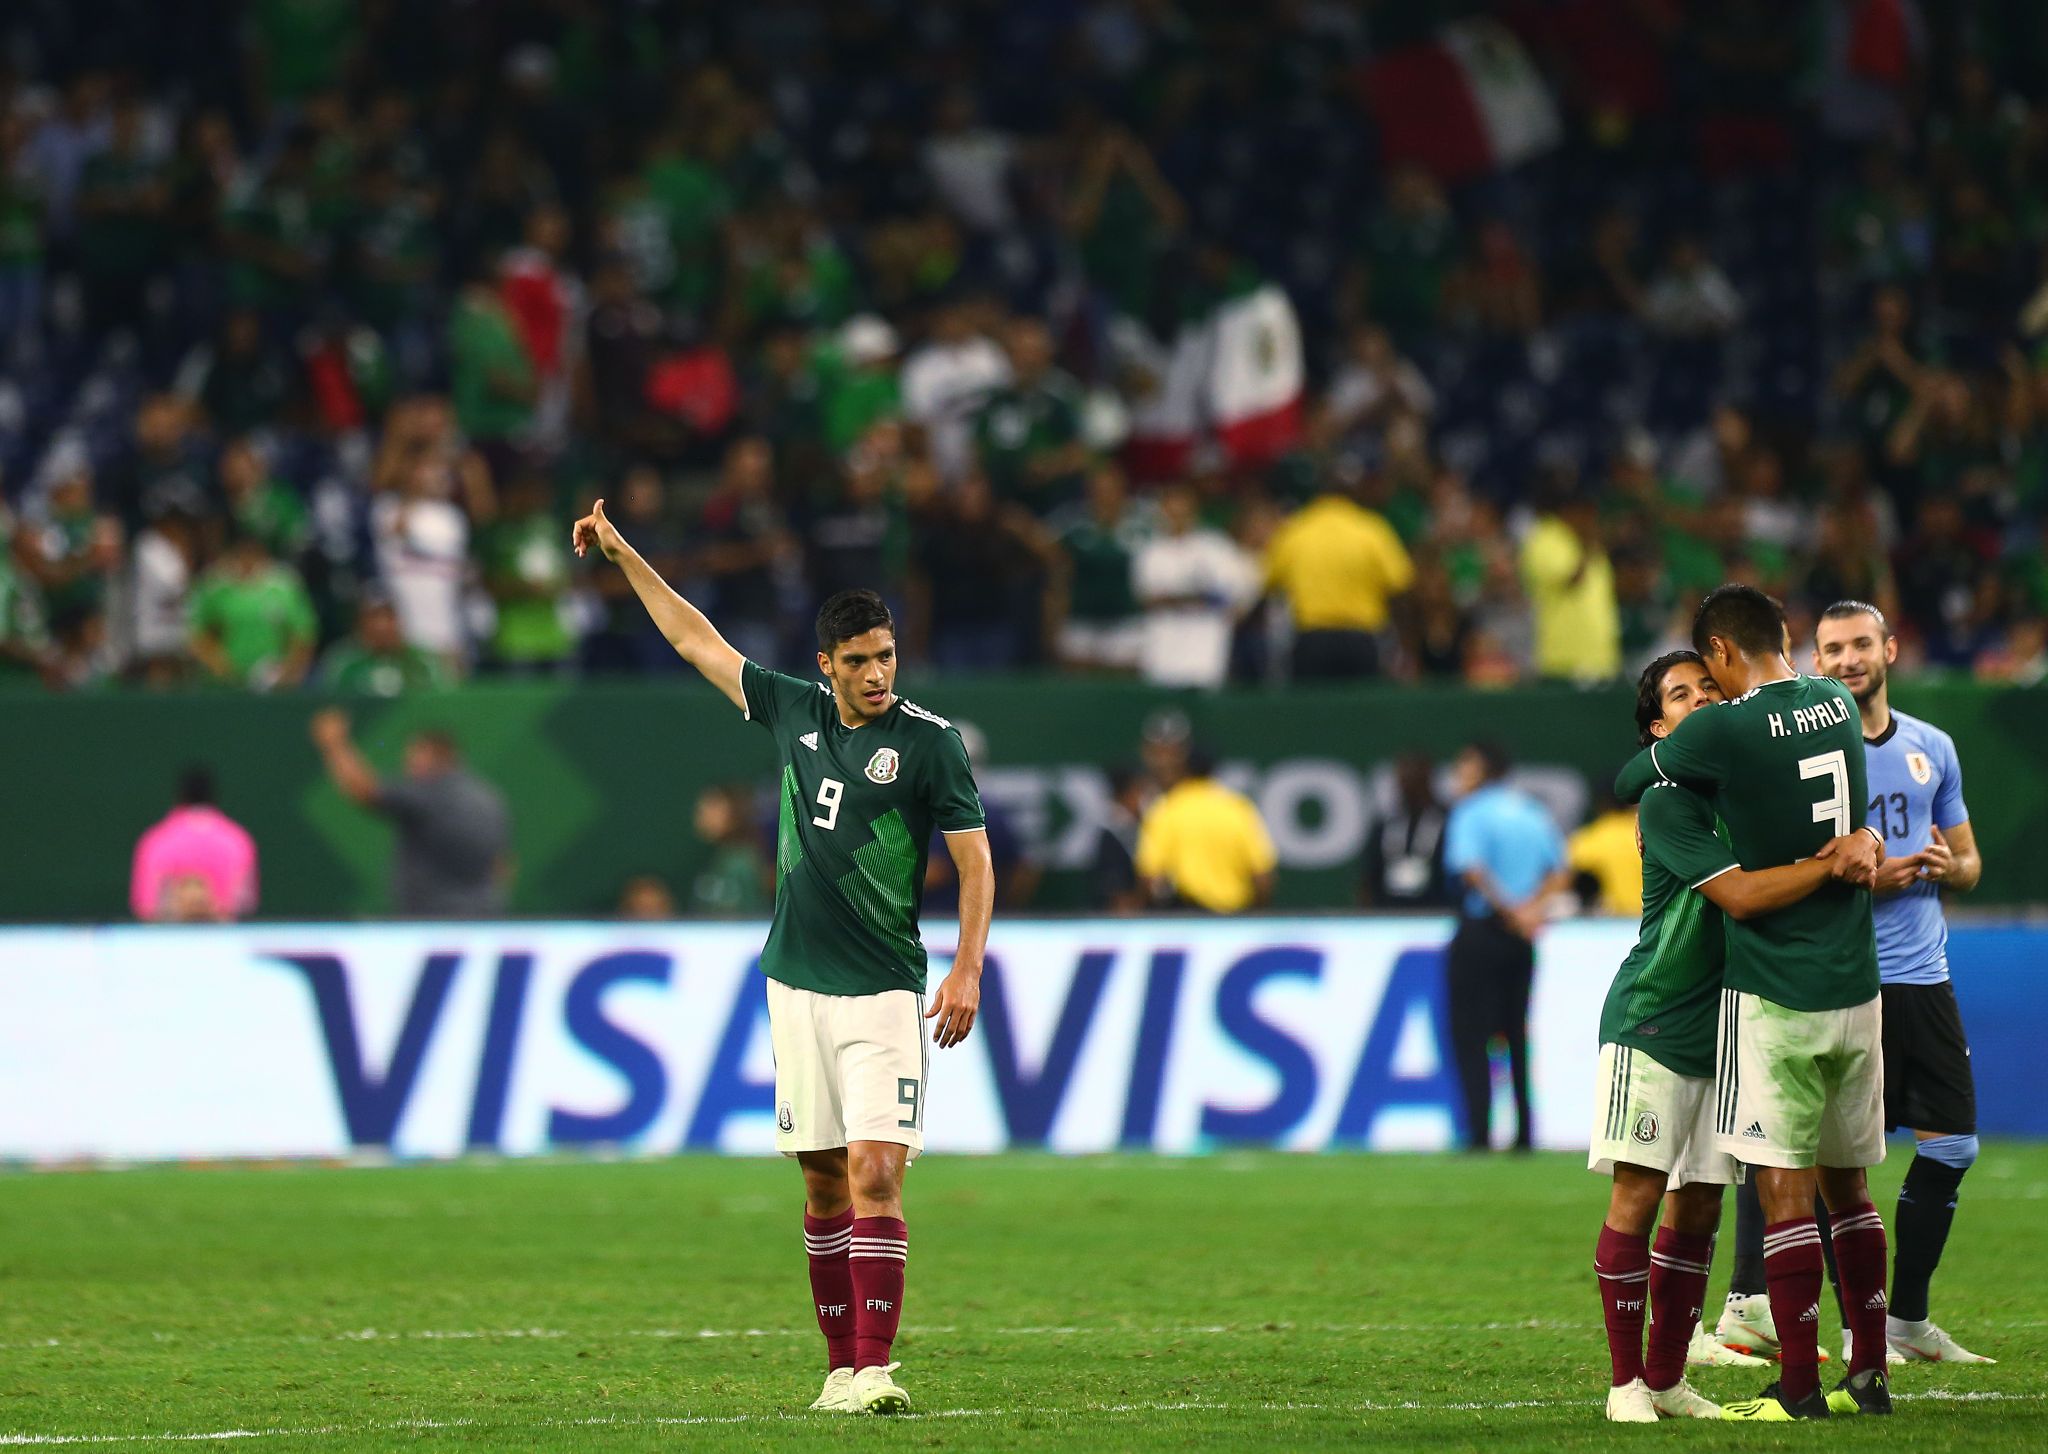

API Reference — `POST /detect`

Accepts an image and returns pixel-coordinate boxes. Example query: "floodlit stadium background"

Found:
[3,1,2047,1165]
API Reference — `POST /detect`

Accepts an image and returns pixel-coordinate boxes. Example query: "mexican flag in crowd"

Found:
[1120,273,1304,480]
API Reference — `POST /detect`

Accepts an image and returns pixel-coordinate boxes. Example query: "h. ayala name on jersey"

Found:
[264,934,1479,1154]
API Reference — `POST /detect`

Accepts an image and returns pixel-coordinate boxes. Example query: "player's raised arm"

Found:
[572,497,745,711]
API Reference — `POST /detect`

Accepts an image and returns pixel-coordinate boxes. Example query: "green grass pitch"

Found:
[2,1146,2043,1450]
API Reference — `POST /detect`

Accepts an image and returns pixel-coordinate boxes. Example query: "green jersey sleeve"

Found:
[924,726,987,833]
[741,659,822,732]
[1615,706,1727,803]
[1638,785,1737,890]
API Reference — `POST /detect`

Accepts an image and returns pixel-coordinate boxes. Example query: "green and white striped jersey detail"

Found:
[1598,783,1737,1079]
[743,661,985,997]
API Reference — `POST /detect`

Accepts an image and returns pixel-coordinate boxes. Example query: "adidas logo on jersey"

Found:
[799,732,819,751]
[1742,1121,1767,1139]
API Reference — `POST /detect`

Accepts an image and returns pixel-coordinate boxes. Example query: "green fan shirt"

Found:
[742,661,986,997]
[1598,785,1738,1079]
[1615,675,1877,1012]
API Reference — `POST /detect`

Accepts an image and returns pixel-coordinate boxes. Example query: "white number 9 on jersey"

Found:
[1798,749,1849,835]
[812,777,844,830]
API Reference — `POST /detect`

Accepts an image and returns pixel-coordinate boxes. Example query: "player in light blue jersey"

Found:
[1813,601,1992,1366]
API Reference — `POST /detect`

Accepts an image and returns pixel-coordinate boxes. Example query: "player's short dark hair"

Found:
[1463,740,1509,782]
[176,765,216,806]
[1819,599,1892,641]
[1692,584,1786,659]
[410,727,460,759]
[1636,649,1706,748]
[815,589,895,654]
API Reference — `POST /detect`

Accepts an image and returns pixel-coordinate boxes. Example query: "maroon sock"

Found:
[1595,1223,1650,1386]
[1644,1227,1714,1390]
[1828,1201,1890,1377]
[848,1216,907,1369]
[804,1207,856,1370]
[1764,1218,1825,1401]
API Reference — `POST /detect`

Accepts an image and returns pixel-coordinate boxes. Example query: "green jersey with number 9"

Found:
[741,659,987,997]
[1615,674,1877,1011]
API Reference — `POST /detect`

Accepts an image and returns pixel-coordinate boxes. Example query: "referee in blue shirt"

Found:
[1443,742,1569,1152]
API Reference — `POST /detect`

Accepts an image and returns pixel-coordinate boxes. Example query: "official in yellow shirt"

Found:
[1567,804,1643,916]
[1136,766,1278,913]
[1519,490,1620,683]
[1263,487,1414,678]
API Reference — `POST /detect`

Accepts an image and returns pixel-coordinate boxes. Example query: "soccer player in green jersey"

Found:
[1613,586,1890,1420]
[1592,650,1874,1423]
[573,498,995,1417]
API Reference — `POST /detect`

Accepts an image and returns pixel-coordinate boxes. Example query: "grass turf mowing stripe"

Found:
[5,1391,2043,1445]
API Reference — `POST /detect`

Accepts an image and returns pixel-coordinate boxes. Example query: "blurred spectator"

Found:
[1896,495,1987,667]
[1351,164,1457,346]
[1520,478,1621,683]
[1135,730,1276,914]
[1133,481,1258,688]
[371,429,475,671]
[0,114,45,362]
[1568,791,1643,917]
[617,873,678,921]
[1640,235,1742,336]
[1053,463,1150,674]
[130,490,204,687]
[1359,752,1449,910]
[0,509,55,686]
[922,88,1018,236]
[975,317,1090,512]
[76,96,169,337]
[688,785,771,916]
[17,448,122,685]
[175,309,293,439]
[1404,554,1473,680]
[819,315,902,455]
[1458,218,1542,338]
[309,709,511,917]
[1443,742,1568,1152]
[319,590,450,696]
[499,205,581,455]
[219,437,310,563]
[188,528,317,691]
[900,293,1011,481]
[1316,324,1435,447]
[1833,284,1924,465]
[697,437,793,668]
[912,471,1047,673]
[478,471,576,674]
[130,766,257,923]
[449,262,537,458]
[1263,462,1414,679]
[1087,765,1148,915]
[583,464,690,674]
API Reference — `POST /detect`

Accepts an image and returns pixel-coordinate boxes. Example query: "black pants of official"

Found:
[1291,629,1380,680]
[1446,913,1535,1151]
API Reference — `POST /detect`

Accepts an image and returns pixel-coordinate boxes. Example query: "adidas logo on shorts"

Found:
[1742,1121,1767,1139]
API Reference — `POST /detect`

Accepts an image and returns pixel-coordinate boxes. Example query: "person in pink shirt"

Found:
[130,768,259,922]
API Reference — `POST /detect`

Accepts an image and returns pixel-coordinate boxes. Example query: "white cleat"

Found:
[1648,1378,1723,1419]
[1887,1319,1997,1364]
[807,1367,856,1412]
[1605,1377,1658,1423]
[1843,1328,1907,1368]
[1689,1321,1769,1368]
[1715,1293,1780,1358]
[849,1361,911,1415]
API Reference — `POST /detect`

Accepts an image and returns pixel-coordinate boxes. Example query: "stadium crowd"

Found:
[4,0,2048,693]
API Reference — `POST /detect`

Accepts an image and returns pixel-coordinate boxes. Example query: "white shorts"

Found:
[1058,619,1144,670]
[1713,988,1885,1170]
[1586,1042,1736,1187]
[766,977,927,1160]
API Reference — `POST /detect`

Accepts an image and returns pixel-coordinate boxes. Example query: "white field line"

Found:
[2,1390,2042,1446]
[14,1314,2048,1350]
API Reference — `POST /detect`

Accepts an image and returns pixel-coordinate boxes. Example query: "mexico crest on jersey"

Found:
[865,747,901,784]
[1906,751,1932,784]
